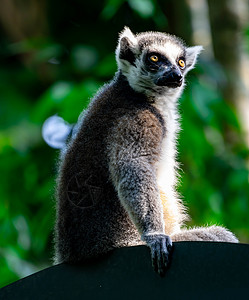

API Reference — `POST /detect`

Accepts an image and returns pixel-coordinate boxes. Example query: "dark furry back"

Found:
[55,71,165,263]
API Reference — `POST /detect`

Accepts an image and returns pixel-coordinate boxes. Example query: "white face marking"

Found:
[150,42,183,65]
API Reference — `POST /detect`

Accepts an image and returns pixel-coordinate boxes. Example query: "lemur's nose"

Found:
[155,66,183,88]
[167,66,183,84]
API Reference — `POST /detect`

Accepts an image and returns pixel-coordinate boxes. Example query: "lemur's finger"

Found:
[156,241,164,276]
[161,239,169,266]
[151,247,158,274]
[159,240,169,276]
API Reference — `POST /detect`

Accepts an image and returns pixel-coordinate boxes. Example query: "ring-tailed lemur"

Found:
[44,27,238,276]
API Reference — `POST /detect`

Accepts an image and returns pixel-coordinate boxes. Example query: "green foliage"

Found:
[0,0,248,288]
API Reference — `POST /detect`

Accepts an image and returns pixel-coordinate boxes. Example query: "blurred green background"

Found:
[0,0,249,288]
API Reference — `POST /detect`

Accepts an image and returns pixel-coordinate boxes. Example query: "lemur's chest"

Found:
[153,104,182,234]
[153,103,179,189]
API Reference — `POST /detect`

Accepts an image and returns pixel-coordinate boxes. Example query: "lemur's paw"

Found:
[143,233,173,276]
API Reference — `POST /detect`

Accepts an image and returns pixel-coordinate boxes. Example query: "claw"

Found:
[152,247,158,274]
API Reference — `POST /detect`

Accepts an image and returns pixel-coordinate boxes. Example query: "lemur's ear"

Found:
[185,46,203,72]
[116,27,138,67]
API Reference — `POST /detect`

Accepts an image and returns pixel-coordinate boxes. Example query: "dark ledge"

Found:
[1,242,249,299]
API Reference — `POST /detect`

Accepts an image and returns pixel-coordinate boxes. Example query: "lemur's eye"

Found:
[150,55,159,62]
[178,59,185,69]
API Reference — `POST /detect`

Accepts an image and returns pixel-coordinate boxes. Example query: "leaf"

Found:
[128,0,155,18]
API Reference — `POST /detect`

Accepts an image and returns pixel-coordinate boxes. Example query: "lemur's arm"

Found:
[107,112,172,275]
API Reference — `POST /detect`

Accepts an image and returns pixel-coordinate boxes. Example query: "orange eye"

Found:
[178,59,185,68]
[150,55,159,62]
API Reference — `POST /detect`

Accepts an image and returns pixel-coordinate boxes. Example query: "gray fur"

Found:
[171,226,238,243]
[54,27,238,274]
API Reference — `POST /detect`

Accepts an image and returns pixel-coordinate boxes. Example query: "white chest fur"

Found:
[153,97,180,192]
[153,98,185,234]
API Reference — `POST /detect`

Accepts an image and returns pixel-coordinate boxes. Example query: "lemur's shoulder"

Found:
[105,106,166,168]
[84,72,166,138]
[111,105,165,139]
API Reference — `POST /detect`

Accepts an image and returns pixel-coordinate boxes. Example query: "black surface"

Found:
[1,242,249,300]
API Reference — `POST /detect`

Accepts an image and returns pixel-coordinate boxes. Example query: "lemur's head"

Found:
[116,27,203,99]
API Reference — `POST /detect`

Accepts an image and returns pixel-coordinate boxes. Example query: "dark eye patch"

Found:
[144,52,169,71]
[177,55,186,62]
